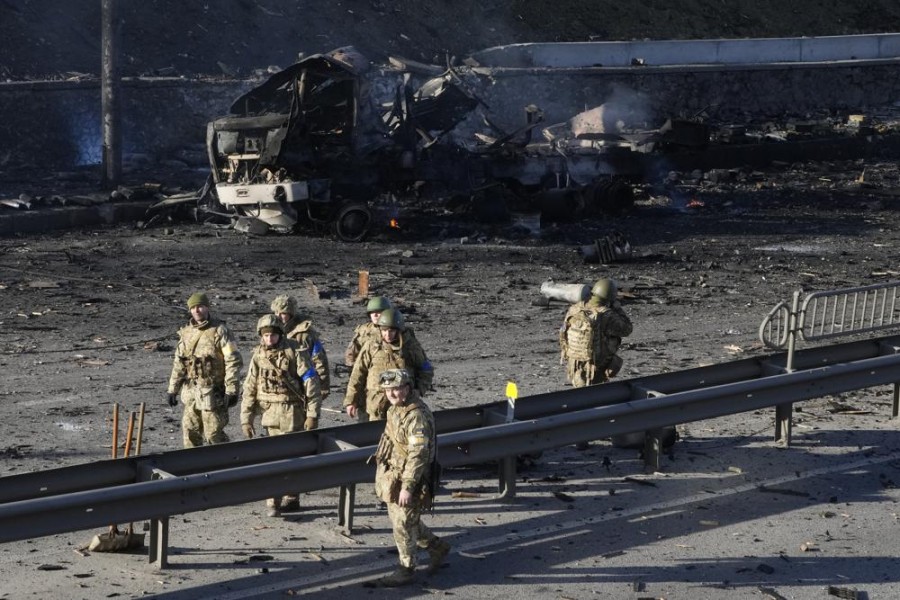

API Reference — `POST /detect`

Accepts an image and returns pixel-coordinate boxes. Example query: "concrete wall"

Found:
[471,33,900,68]
[469,61,900,130]
[2,35,900,172]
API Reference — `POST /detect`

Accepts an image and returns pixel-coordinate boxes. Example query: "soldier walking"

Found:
[241,315,323,516]
[271,294,331,398]
[343,308,433,422]
[344,296,392,366]
[166,292,243,448]
[370,369,450,587]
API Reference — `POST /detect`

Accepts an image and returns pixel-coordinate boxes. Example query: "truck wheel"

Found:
[334,201,371,242]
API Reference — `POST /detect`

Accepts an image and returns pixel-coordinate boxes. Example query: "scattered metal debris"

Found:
[580,230,632,264]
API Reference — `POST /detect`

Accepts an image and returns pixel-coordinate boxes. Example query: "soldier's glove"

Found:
[304,417,318,431]
[242,423,255,439]
[166,393,178,407]
[225,393,238,408]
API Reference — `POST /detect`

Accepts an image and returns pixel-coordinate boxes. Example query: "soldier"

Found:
[344,295,392,366]
[370,369,450,587]
[343,308,434,422]
[271,294,331,398]
[241,314,323,516]
[166,292,243,448]
[559,278,632,387]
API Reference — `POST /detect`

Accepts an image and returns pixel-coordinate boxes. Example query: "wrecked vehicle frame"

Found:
[205,47,650,240]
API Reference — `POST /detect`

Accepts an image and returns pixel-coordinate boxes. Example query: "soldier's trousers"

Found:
[182,404,229,448]
[387,502,438,568]
[264,403,303,505]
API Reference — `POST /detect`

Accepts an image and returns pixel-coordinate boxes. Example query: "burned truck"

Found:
[206,47,651,240]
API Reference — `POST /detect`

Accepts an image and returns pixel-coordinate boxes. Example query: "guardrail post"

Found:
[483,408,516,499]
[338,484,356,533]
[318,435,361,534]
[498,456,516,499]
[643,429,662,473]
[142,466,175,568]
[775,291,801,446]
[149,517,169,568]
[893,383,900,419]
[631,386,667,471]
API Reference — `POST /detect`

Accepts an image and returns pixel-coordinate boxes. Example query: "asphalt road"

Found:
[1,168,900,599]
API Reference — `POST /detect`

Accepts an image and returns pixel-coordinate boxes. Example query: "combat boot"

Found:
[376,566,415,587]
[281,495,300,512]
[426,539,451,574]
[265,498,281,518]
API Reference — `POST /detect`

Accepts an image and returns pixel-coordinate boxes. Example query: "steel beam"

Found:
[2,339,900,545]
[5,334,895,506]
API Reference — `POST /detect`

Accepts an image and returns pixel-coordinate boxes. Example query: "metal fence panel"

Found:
[801,281,900,341]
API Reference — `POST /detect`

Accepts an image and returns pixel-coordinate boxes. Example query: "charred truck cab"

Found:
[207,48,378,241]
[207,47,646,241]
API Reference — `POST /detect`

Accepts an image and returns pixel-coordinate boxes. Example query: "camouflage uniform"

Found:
[241,330,322,515]
[343,329,433,421]
[283,316,330,398]
[272,294,330,398]
[559,297,633,387]
[167,315,243,448]
[240,339,322,437]
[345,295,393,366]
[344,321,380,366]
[372,370,449,583]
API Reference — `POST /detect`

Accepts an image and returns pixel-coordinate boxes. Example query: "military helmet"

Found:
[366,296,392,313]
[379,368,412,389]
[187,292,210,309]
[376,308,404,329]
[256,314,283,336]
[591,278,617,302]
[271,294,297,315]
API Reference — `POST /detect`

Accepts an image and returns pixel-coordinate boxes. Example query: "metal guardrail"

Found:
[2,334,899,567]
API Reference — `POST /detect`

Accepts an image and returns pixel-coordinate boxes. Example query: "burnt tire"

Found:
[334,201,371,242]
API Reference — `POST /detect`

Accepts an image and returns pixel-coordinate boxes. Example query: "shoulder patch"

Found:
[408,431,428,447]
[222,341,238,356]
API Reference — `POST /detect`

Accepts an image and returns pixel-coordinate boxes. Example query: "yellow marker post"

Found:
[505,381,518,423]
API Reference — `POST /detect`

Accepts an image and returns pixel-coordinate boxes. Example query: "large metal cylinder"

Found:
[540,281,590,303]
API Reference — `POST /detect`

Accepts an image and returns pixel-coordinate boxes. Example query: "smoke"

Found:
[593,83,655,131]
[71,112,102,166]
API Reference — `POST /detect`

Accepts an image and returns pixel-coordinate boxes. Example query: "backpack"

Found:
[563,306,596,361]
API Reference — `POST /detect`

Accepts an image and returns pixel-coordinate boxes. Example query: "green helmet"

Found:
[187,292,210,309]
[379,368,412,389]
[256,314,283,336]
[376,308,404,329]
[366,296,392,313]
[591,278,617,302]
[271,294,297,315]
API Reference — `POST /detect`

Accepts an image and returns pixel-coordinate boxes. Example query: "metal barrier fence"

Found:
[2,334,900,568]
[759,281,900,443]
[761,281,900,352]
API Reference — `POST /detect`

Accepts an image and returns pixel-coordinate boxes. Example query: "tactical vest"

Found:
[256,345,304,402]
[182,324,224,388]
